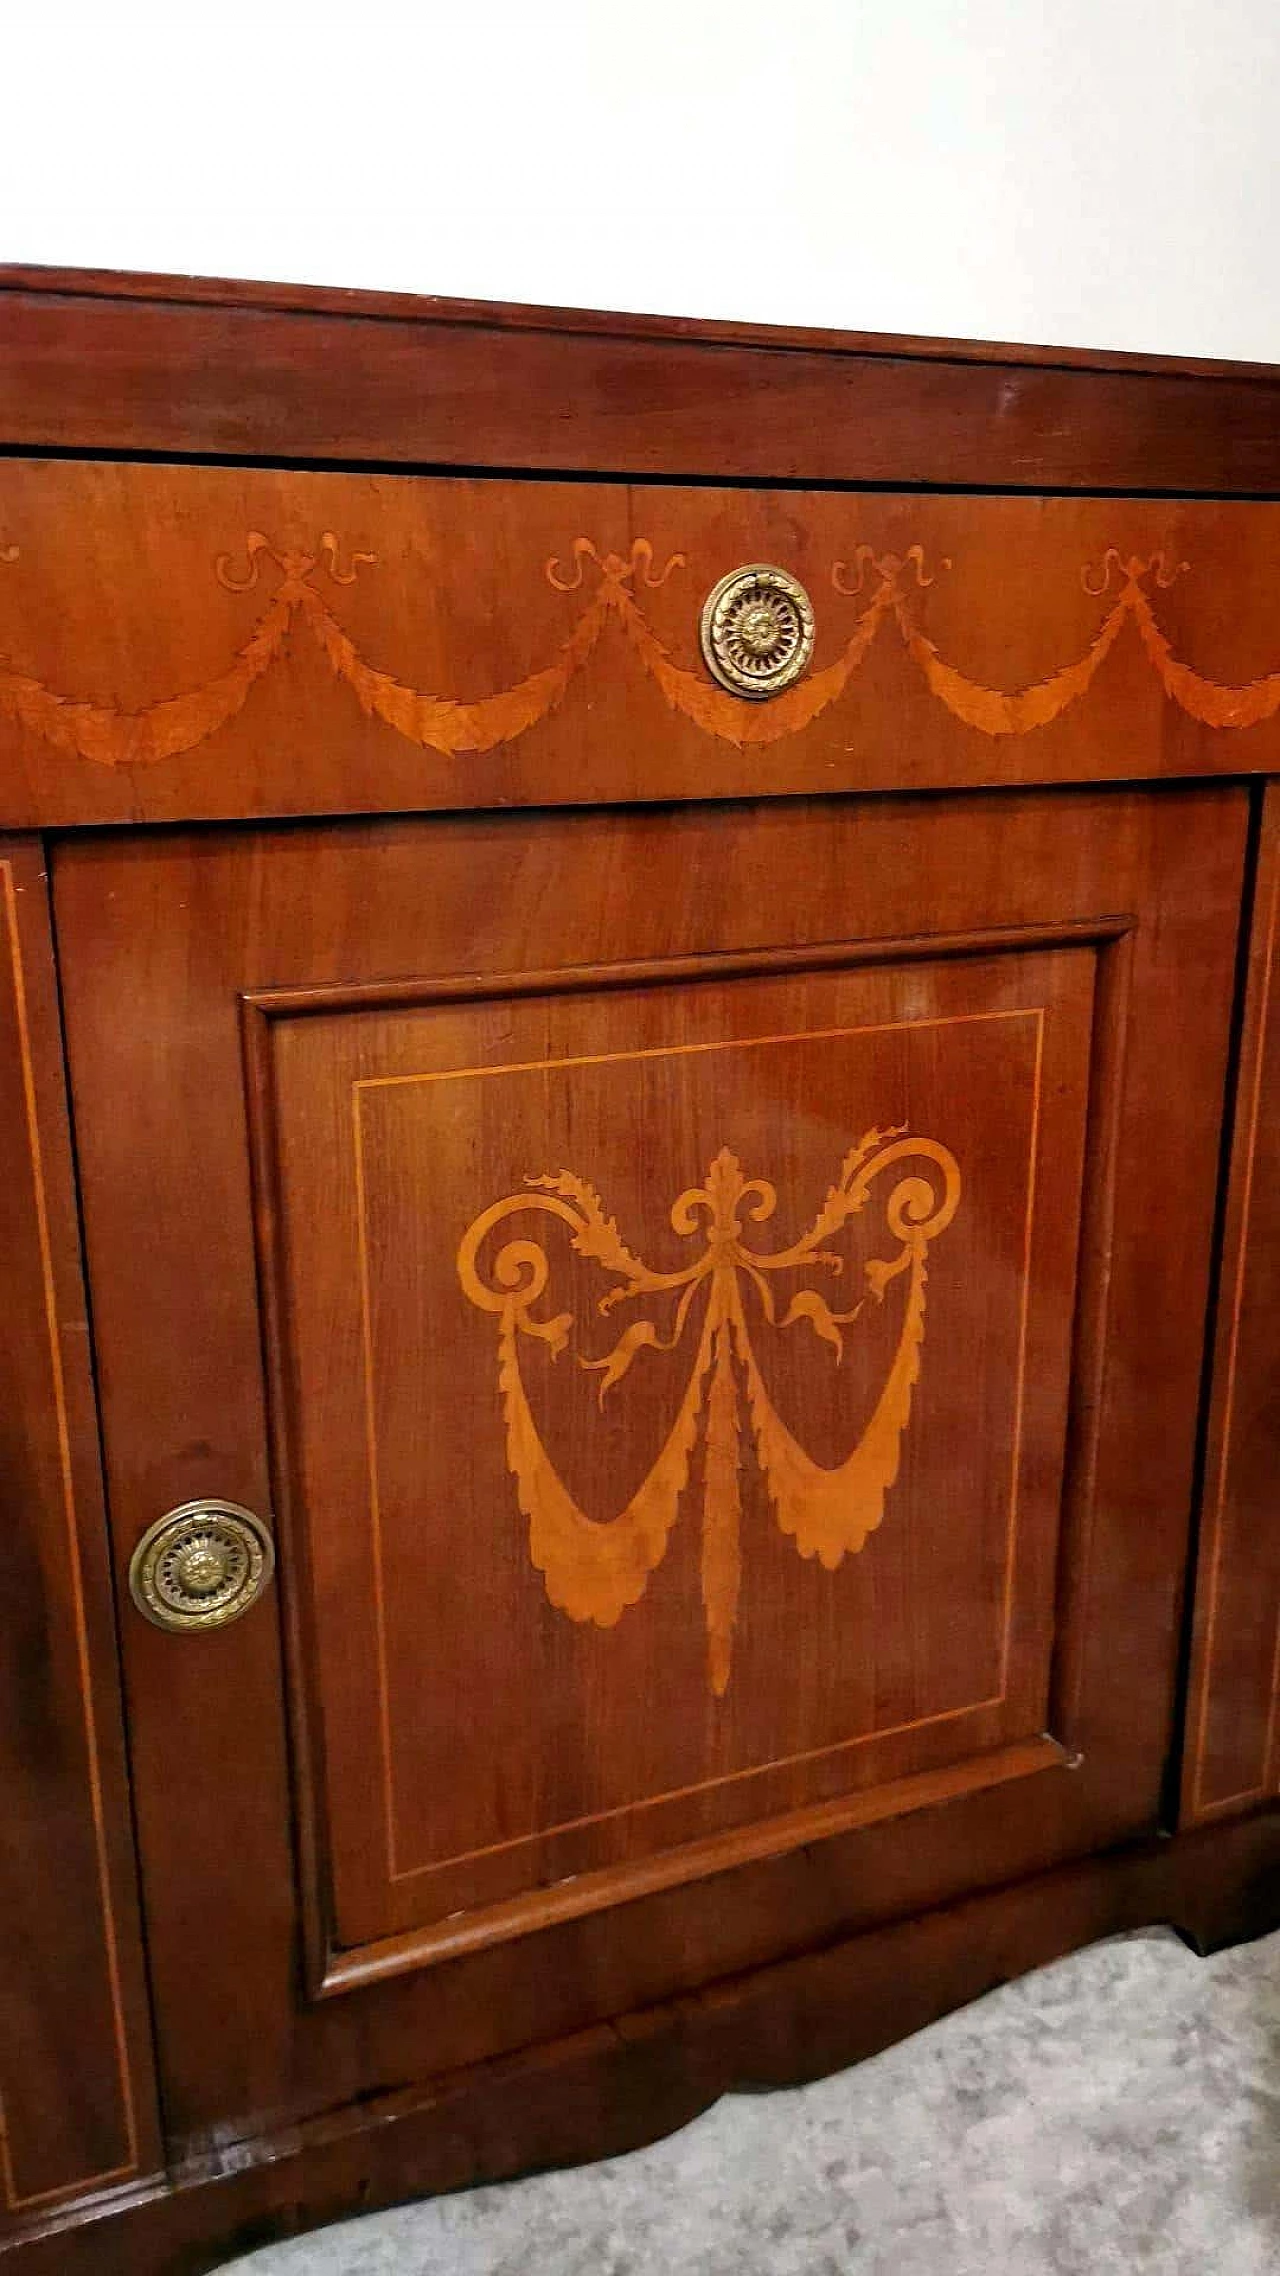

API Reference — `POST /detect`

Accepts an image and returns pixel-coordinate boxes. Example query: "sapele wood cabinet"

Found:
[1,272,1278,2275]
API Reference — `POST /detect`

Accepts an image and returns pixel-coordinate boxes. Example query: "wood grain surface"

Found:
[3,267,1280,489]
[0,841,158,2230]
[257,945,1085,1968]
[0,467,1278,826]
[1183,784,1280,1822]
[6,273,1280,2274]
[51,783,1243,2162]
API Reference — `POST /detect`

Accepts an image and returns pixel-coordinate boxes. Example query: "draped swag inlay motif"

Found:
[2,536,1280,770]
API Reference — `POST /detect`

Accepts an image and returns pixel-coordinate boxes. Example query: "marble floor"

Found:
[225,1923,1280,2276]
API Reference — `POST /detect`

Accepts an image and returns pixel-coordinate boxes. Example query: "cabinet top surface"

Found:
[4,263,1280,494]
[6,261,1279,381]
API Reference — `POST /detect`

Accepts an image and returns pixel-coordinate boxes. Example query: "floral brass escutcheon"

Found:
[457,1130,962,1694]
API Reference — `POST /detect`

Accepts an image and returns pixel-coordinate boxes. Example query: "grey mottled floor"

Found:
[226,1924,1280,2275]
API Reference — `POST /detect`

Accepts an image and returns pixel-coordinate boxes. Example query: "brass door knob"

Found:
[700,563,815,698]
[128,1499,275,1633]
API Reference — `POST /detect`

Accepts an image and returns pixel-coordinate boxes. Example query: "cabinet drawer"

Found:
[2,462,1280,825]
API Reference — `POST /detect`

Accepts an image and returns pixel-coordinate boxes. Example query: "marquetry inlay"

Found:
[2,534,1279,773]
[458,1130,961,1694]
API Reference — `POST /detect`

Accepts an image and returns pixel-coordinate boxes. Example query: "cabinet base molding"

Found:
[8,1812,1277,2276]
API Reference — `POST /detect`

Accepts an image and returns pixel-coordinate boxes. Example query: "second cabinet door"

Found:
[54,783,1243,2157]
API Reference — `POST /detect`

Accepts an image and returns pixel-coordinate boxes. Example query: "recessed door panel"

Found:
[255,946,1091,1963]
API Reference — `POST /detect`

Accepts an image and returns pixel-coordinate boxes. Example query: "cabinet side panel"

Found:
[0,840,158,2220]
[1183,791,1280,1823]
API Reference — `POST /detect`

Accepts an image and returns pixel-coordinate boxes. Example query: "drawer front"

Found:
[54,783,1244,2153]
[2,463,1280,825]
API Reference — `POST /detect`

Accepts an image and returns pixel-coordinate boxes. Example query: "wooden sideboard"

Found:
[1,270,1278,2275]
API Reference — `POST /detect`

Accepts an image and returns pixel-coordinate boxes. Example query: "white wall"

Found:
[6,1,1280,360]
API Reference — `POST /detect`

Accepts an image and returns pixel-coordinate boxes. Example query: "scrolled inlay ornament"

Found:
[699,563,816,698]
[458,1130,961,1694]
[128,1499,275,1633]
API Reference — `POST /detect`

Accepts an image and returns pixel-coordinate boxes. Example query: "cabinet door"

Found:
[0,841,157,2227]
[1183,785,1280,1823]
[53,786,1242,2157]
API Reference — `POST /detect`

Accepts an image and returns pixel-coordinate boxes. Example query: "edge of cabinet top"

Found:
[3,264,1280,491]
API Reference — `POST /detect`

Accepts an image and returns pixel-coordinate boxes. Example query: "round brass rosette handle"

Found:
[699,563,816,699]
[128,1499,275,1634]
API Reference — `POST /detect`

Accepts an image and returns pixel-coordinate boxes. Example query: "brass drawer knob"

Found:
[128,1499,275,1633]
[699,563,815,698]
